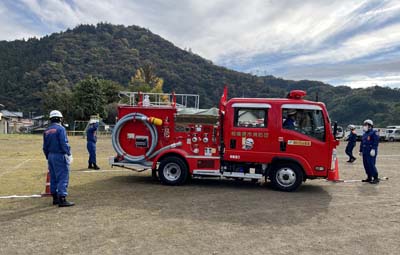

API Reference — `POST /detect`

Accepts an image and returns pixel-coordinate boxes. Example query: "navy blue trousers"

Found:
[362,153,378,179]
[48,153,70,196]
[87,142,96,164]
[345,144,355,160]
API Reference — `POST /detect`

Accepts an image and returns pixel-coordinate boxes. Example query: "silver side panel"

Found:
[223,172,263,179]
[192,169,221,176]
[193,169,263,179]
[186,156,220,159]
[109,157,152,170]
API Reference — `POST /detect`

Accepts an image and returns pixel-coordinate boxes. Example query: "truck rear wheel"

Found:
[158,156,188,185]
[270,163,303,192]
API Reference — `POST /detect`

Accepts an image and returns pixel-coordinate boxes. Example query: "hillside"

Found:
[1,23,400,126]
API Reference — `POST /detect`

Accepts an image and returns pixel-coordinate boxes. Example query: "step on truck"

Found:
[110,88,340,191]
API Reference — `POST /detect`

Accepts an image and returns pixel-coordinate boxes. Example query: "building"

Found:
[0,112,10,134]
[0,110,33,134]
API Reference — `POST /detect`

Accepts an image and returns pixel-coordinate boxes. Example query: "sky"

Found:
[1,0,400,88]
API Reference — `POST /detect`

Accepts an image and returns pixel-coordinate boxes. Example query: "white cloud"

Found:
[289,22,400,65]
[332,74,400,88]
[0,2,40,40]
[1,0,400,88]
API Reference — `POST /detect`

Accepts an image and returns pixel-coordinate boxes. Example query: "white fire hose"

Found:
[112,112,182,163]
[112,113,159,162]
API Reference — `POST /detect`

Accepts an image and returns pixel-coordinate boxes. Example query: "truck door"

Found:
[281,104,329,175]
[223,103,271,163]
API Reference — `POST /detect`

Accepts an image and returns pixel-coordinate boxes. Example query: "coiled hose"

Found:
[112,113,158,162]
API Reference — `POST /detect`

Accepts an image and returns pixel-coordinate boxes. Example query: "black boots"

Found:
[88,163,100,170]
[52,194,59,205]
[370,178,380,184]
[347,157,356,163]
[58,196,75,207]
[52,194,74,207]
[362,177,380,184]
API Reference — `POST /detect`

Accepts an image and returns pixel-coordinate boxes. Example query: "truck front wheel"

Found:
[158,156,188,185]
[270,163,303,192]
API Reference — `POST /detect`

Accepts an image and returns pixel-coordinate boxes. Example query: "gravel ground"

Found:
[0,135,399,255]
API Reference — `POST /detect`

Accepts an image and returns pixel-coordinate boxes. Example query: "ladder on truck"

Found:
[119,91,200,109]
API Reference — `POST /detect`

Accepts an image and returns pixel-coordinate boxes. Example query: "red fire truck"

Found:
[110,88,339,191]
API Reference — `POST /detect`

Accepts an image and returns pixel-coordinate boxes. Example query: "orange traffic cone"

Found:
[41,171,52,197]
[327,158,340,182]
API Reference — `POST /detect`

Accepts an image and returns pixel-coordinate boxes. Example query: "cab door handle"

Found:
[280,140,286,151]
[230,139,236,149]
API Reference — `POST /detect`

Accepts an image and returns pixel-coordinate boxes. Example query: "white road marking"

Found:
[14,158,32,169]
[0,194,42,199]
[80,169,132,173]
[0,158,32,177]
[327,177,389,183]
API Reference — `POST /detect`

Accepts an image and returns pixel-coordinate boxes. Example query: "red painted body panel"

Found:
[114,93,338,179]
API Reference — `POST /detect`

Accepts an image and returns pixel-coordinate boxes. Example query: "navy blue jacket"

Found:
[283,118,295,129]
[43,123,71,158]
[86,123,98,143]
[359,129,379,155]
[347,131,357,147]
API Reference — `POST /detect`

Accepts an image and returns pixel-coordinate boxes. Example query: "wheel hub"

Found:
[163,162,182,181]
[276,167,296,187]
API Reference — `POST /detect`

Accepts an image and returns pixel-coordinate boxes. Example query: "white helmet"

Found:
[363,119,373,126]
[49,110,63,119]
[348,124,355,130]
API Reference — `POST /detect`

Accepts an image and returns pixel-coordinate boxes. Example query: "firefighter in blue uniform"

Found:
[283,110,296,129]
[345,125,357,163]
[359,119,380,184]
[87,119,100,170]
[43,110,74,207]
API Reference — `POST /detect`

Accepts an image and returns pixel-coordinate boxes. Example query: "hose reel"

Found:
[112,113,160,162]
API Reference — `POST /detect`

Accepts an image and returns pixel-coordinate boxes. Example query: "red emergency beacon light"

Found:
[287,90,306,99]
[110,87,339,192]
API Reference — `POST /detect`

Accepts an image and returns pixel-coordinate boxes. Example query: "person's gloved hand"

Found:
[65,154,73,164]
[370,149,376,157]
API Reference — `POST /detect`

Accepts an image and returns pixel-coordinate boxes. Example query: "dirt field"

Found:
[0,135,399,255]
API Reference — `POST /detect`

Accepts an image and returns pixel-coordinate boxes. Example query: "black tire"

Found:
[389,137,395,142]
[158,156,188,185]
[270,163,303,192]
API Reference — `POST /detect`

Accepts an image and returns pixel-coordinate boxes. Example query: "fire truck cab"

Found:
[110,89,339,191]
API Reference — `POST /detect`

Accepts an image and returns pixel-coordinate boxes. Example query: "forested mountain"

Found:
[1,23,399,126]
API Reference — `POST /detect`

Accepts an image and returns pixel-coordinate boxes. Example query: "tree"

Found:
[41,80,73,123]
[73,77,106,120]
[129,62,164,93]
[104,102,119,124]
[99,79,123,104]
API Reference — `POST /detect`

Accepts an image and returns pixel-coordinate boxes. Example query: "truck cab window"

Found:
[283,108,325,141]
[234,108,267,128]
